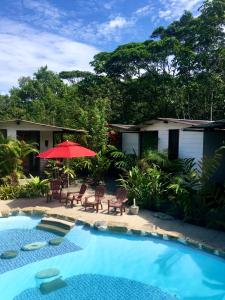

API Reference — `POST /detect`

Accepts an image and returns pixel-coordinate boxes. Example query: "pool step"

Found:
[40,217,74,230]
[40,277,67,294]
[36,223,69,236]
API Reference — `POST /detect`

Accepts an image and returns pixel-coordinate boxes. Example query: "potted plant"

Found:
[129,198,139,215]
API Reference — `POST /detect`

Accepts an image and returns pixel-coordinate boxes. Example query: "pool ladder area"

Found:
[36,217,74,236]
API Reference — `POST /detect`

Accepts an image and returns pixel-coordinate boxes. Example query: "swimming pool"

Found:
[0,215,224,299]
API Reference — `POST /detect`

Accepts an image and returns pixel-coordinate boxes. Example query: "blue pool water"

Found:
[0,216,224,300]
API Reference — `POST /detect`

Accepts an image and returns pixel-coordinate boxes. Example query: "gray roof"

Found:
[0,119,86,133]
[184,119,225,131]
[147,118,212,126]
[109,124,140,131]
[110,118,212,132]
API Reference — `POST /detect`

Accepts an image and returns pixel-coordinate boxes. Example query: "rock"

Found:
[0,210,10,218]
[49,237,64,246]
[107,222,128,233]
[1,250,18,259]
[11,208,20,216]
[40,278,67,295]
[130,229,142,235]
[35,268,60,279]
[21,207,33,215]
[93,221,107,231]
[22,241,47,251]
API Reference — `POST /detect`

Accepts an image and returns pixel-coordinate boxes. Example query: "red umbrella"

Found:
[37,141,96,159]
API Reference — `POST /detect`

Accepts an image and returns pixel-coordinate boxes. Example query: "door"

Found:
[140,131,158,156]
[17,131,40,175]
[0,129,7,138]
[168,130,179,160]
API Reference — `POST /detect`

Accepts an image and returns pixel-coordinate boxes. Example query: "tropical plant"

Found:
[108,145,138,173]
[0,134,38,184]
[44,160,75,181]
[89,146,111,183]
[0,176,50,200]
[118,166,169,209]
[0,185,21,200]
[23,175,49,197]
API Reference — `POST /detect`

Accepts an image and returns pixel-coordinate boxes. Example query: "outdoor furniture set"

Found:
[47,180,128,215]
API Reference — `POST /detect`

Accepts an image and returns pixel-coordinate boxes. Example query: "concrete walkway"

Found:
[0,187,225,252]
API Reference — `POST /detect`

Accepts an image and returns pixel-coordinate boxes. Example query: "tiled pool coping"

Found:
[1,207,225,260]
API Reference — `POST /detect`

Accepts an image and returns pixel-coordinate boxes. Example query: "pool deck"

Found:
[0,186,225,255]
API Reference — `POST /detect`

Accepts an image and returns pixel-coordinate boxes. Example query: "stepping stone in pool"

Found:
[1,250,18,259]
[22,241,47,251]
[49,237,64,246]
[40,278,67,295]
[35,268,60,279]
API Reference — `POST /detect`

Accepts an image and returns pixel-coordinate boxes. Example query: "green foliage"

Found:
[71,146,111,184]
[118,166,169,209]
[0,176,49,200]
[118,148,225,230]
[0,134,38,184]
[76,98,109,151]
[108,145,138,173]
[0,185,21,200]
[23,175,49,197]
[90,147,111,183]
[0,0,224,128]
[44,160,75,183]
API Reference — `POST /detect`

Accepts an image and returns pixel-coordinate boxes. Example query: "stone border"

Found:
[1,207,225,260]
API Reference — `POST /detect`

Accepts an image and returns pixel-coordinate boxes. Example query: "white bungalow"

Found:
[0,119,85,175]
[110,118,225,182]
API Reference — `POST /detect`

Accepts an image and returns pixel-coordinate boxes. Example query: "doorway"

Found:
[17,131,40,175]
[168,130,179,160]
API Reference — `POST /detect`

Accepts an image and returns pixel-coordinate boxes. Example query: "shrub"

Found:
[118,149,225,231]
[0,176,49,200]
[0,185,21,200]
[118,166,169,209]
[0,134,38,184]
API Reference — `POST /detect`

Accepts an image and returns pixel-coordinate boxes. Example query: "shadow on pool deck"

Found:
[1,184,225,251]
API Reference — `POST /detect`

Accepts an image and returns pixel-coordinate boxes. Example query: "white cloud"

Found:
[21,0,65,30]
[23,0,62,19]
[0,19,100,93]
[135,5,153,17]
[159,0,202,20]
[159,9,172,19]
[108,16,128,29]
[63,16,135,45]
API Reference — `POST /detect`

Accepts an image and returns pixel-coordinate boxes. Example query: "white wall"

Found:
[179,131,204,162]
[122,132,139,156]
[39,131,53,171]
[6,128,17,139]
[141,121,185,152]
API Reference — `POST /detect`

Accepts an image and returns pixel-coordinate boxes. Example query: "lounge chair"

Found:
[108,188,128,215]
[82,185,105,213]
[66,184,87,208]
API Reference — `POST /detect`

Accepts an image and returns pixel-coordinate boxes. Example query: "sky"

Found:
[0,0,203,93]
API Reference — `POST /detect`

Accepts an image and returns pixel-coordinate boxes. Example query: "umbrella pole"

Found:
[67,158,70,187]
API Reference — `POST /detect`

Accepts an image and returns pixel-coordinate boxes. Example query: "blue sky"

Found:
[0,0,203,92]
